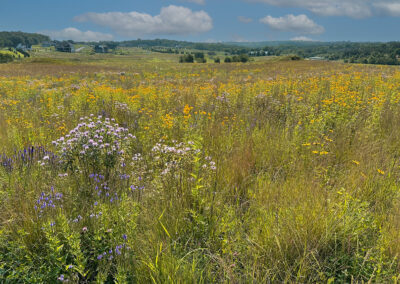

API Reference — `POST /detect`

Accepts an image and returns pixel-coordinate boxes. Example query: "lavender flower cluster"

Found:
[97,235,129,261]
[89,173,121,202]
[1,146,57,172]
[34,186,63,215]
[97,244,125,260]
[52,115,135,170]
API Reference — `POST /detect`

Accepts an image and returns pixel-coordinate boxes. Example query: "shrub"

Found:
[0,53,13,63]
[51,115,136,175]
[179,54,194,63]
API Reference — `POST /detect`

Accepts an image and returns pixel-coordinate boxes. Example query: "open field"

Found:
[1,51,400,282]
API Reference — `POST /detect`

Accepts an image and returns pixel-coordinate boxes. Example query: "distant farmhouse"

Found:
[94,45,108,53]
[56,42,75,53]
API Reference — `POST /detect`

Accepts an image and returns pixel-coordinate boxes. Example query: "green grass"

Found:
[1,52,400,282]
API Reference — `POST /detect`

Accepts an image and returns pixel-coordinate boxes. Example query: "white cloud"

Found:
[42,27,113,42]
[182,0,205,4]
[260,14,324,34]
[374,2,400,17]
[238,16,253,23]
[291,36,314,41]
[248,0,374,18]
[74,5,213,37]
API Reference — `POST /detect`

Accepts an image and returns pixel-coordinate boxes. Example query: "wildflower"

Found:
[58,274,65,281]
[377,169,385,175]
[82,227,88,232]
[123,234,127,240]
[97,255,103,260]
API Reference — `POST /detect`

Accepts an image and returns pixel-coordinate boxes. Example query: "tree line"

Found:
[0,31,50,48]
[249,41,400,65]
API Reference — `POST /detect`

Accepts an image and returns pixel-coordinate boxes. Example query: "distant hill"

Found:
[226,41,324,48]
[80,39,248,53]
[0,31,50,48]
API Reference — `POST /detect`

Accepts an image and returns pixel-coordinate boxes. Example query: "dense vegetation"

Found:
[0,31,50,48]
[0,32,399,66]
[0,53,13,63]
[1,52,400,282]
[249,41,400,65]
[87,39,400,66]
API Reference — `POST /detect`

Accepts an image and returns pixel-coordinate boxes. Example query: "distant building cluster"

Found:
[55,42,75,53]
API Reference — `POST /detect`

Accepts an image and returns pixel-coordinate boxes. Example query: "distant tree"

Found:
[0,53,14,63]
[224,57,232,63]
[16,48,30,58]
[0,31,50,48]
[194,52,205,59]
[179,54,194,63]
[214,57,220,63]
[239,54,249,62]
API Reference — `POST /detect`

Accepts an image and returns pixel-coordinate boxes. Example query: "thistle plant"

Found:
[52,115,136,176]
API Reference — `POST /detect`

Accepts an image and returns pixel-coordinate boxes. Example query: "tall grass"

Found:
[1,57,400,282]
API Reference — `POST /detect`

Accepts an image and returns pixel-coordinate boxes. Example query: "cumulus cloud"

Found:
[291,36,314,41]
[247,0,376,18]
[42,27,113,42]
[182,0,205,4]
[74,5,213,37]
[238,16,253,23]
[374,2,400,17]
[260,14,324,34]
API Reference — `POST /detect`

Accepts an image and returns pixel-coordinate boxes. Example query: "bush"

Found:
[196,58,207,63]
[194,52,205,59]
[50,115,136,175]
[0,53,13,63]
[179,54,194,63]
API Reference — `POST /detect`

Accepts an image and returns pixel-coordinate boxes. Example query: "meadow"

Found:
[1,51,400,282]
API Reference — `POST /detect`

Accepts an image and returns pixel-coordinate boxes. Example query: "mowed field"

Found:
[1,50,400,282]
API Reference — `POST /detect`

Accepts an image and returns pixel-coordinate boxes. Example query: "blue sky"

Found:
[1,0,400,42]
